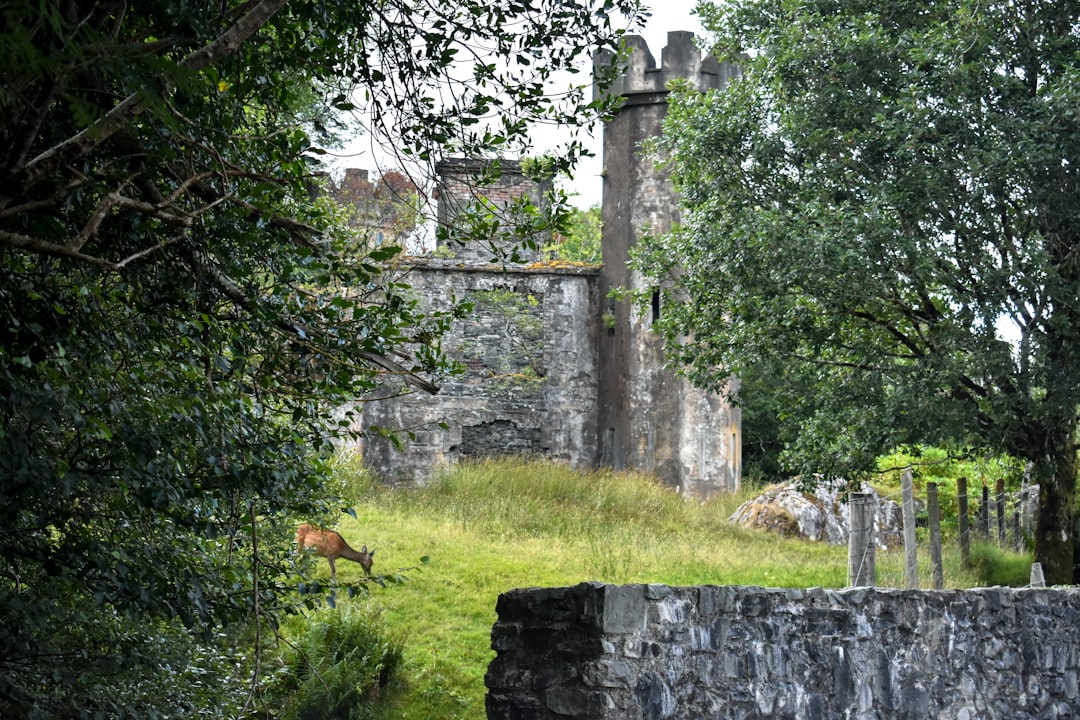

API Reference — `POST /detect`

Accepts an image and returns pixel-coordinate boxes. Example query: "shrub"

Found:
[968,542,1033,587]
[278,606,403,720]
[875,446,1027,531]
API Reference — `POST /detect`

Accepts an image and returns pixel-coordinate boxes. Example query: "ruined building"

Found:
[356,32,742,498]
[330,168,423,250]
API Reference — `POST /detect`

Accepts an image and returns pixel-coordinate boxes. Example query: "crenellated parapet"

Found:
[594,31,738,103]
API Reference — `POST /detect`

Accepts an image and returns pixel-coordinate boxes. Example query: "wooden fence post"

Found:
[848,492,876,587]
[957,476,970,565]
[927,482,943,590]
[980,485,990,540]
[1012,509,1022,552]
[901,469,919,590]
[1021,481,1035,540]
[996,478,1006,547]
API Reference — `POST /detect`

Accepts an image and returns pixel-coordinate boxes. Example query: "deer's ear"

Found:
[362,545,368,553]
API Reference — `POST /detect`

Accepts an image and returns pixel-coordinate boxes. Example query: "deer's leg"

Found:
[328,556,337,579]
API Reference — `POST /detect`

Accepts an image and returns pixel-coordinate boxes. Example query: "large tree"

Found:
[0,0,639,714]
[634,0,1080,583]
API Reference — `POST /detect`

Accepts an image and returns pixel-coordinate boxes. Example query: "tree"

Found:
[633,0,1080,583]
[546,202,603,263]
[0,0,640,714]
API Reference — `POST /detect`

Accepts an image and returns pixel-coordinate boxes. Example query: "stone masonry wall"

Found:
[359,260,599,485]
[486,582,1080,719]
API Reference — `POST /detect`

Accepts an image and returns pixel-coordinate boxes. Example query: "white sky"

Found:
[332,1,706,211]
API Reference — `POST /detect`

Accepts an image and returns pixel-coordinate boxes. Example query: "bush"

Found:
[875,446,1027,531]
[968,543,1034,587]
[278,606,403,720]
[327,450,381,506]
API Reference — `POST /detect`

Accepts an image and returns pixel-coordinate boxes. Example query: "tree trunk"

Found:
[1034,423,1078,585]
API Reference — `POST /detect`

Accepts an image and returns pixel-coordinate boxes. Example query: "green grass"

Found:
[295,454,1031,720]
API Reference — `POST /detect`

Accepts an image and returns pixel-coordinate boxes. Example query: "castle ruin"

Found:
[357,32,742,498]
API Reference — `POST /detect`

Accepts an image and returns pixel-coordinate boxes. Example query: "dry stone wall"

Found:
[486,582,1080,719]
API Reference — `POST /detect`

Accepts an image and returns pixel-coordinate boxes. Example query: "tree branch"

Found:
[180,0,289,74]
[2,0,290,206]
[189,249,440,394]
[0,229,117,270]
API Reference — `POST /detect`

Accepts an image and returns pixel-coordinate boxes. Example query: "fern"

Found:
[282,606,403,720]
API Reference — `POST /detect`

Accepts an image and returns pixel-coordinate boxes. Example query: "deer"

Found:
[295,523,374,580]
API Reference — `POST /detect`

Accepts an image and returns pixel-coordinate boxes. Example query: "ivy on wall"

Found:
[454,287,546,397]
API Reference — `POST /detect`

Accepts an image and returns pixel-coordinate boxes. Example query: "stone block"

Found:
[601,584,647,634]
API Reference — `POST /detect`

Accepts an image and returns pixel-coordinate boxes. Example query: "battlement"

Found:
[594,31,738,102]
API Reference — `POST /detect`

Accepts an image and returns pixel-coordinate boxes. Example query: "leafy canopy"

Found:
[634,0,1080,581]
[0,0,641,715]
[546,203,603,263]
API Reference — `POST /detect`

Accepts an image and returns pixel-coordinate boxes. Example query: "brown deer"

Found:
[295,523,374,580]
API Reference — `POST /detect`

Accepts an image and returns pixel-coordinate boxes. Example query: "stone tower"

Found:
[594,32,742,497]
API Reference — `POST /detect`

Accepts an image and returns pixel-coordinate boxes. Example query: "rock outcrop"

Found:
[729,478,903,548]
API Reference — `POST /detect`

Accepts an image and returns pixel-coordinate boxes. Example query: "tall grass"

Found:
[307,454,1030,720]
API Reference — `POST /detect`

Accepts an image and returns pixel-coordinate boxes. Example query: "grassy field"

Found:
[295,455,1030,720]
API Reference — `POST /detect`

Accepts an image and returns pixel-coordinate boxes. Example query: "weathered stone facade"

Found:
[594,32,742,498]
[357,33,742,496]
[486,582,1080,719]
[360,259,600,485]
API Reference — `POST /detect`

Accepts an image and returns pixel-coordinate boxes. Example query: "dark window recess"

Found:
[651,290,661,323]
[460,420,541,457]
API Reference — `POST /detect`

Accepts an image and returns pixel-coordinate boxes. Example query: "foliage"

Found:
[545,203,603,263]
[5,616,258,718]
[876,446,1026,493]
[0,0,642,715]
[875,446,1027,532]
[274,606,404,720]
[737,361,801,485]
[326,450,382,505]
[634,0,1080,582]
